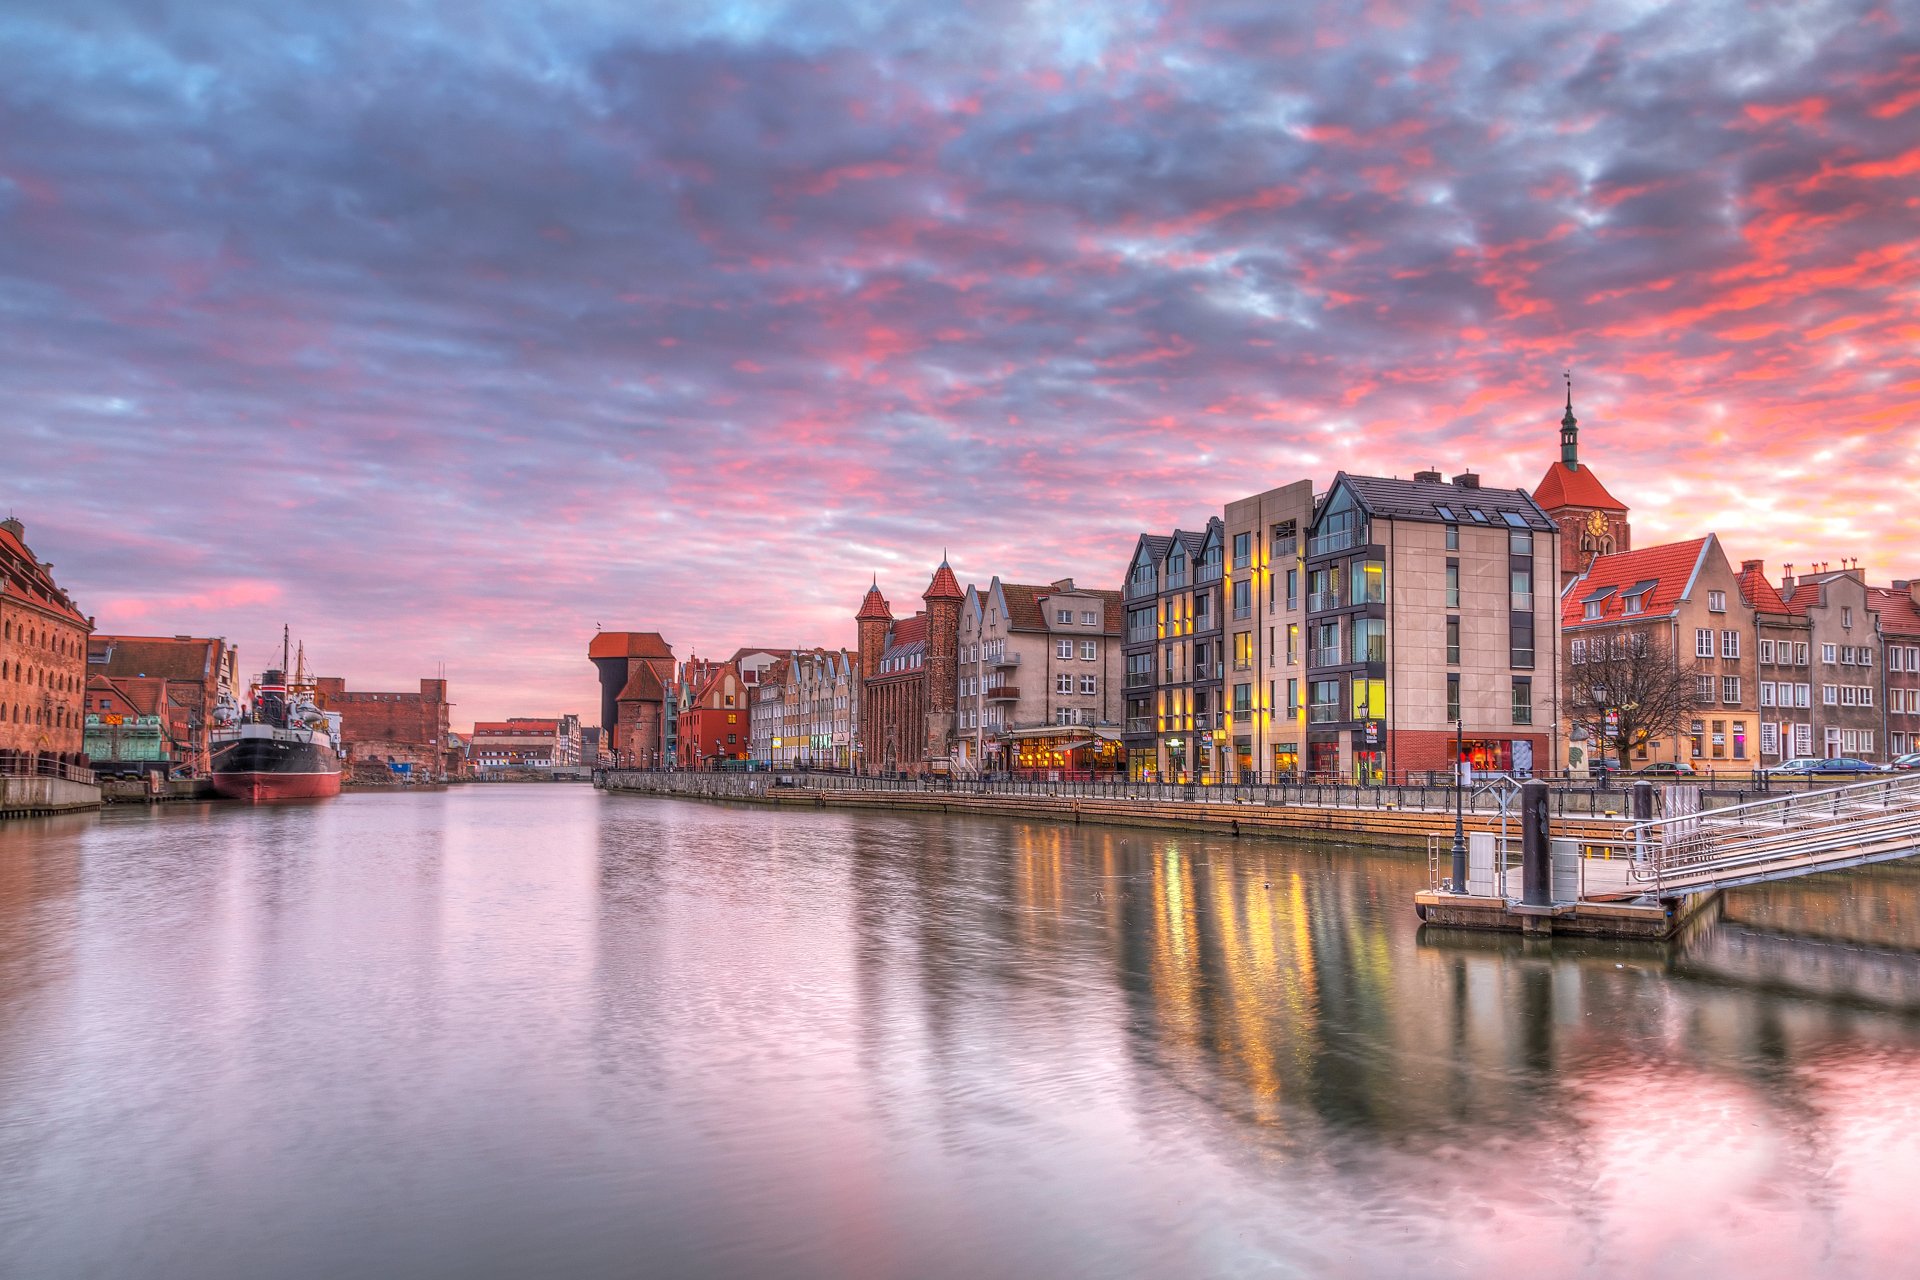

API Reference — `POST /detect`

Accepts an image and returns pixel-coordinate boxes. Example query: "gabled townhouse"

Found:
[955,577,1123,777]
[1120,518,1226,782]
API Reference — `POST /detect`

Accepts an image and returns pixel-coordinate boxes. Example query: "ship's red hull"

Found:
[209,771,343,802]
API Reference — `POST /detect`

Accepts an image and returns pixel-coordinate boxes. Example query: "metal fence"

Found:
[0,753,97,785]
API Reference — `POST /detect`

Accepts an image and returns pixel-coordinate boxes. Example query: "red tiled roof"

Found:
[1736,562,1791,615]
[855,584,892,622]
[1562,536,1712,630]
[472,720,558,734]
[923,561,964,602]
[0,521,89,627]
[89,635,222,683]
[616,664,665,702]
[1533,461,1626,513]
[1871,586,1920,639]
[589,631,673,660]
[998,583,1047,632]
[87,673,167,718]
[890,614,927,647]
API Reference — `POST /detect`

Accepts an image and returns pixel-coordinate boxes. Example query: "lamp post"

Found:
[1450,714,1467,893]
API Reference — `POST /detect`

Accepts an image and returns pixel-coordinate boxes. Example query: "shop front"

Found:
[1010,727,1126,780]
[1458,737,1537,778]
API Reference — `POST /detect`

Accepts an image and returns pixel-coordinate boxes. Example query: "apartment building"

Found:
[1780,566,1884,761]
[1120,518,1225,782]
[1739,559,1815,765]
[1223,480,1315,780]
[954,577,1123,776]
[1873,581,1920,757]
[1304,470,1559,783]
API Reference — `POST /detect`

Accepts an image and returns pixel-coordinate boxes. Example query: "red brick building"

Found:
[855,561,962,775]
[1874,582,1920,758]
[677,662,748,767]
[315,676,457,778]
[0,516,92,765]
[590,631,674,767]
[86,634,238,774]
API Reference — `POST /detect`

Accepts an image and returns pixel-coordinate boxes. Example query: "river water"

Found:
[4,785,1920,1279]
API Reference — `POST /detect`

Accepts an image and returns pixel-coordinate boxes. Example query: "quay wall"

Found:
[596,770,1630,852]
[1,774,102,818]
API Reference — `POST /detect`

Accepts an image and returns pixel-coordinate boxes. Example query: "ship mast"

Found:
[281,624,290,676]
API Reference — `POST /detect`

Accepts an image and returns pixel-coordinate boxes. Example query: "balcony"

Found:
[985,685,1020,700]
[1309,526,1363,557]
[1125,718,1153,735]
[1307,590,1342,613]
[1196,562,1222,584]
[1308,703,1341,724]
[993,652,1022,666]
[1272,536,1299,558]
[1125,578,1157,600]
[1196,662,1224,681]
[1126,628,1156,644]
[1232,605,1252,620]
[1124,672,1154,689]
[1308,646,1342,668]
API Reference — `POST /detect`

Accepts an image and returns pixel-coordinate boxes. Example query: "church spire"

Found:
[1560,369,1579,471]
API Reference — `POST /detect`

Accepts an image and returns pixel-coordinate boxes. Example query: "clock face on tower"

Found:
[1586,509,1609,538]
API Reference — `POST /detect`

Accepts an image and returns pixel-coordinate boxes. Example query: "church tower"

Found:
[1531,375,1631,587]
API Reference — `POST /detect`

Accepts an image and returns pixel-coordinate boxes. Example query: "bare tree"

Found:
[1563,629,1704,769]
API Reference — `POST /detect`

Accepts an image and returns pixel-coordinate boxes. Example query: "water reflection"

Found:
[2,789,1919,1278]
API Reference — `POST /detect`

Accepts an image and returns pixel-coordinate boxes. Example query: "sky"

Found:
[3,0,1917,730]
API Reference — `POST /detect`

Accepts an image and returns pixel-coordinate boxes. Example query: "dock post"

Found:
[1631,780,1654,822]
[1521,778,1551,908]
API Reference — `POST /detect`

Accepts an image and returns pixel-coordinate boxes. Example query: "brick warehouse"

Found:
[315,676,457,778]
[0,516,92,765]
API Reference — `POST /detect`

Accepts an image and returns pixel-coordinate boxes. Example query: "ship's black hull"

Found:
[210,735,342,801]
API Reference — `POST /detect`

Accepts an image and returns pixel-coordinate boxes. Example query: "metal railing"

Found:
[1307,591,1341,613]
[1619,772,1920,898]
[0,754,97,785]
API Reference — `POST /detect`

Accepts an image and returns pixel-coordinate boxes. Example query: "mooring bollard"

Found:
[1632,780,1655,823]
[1521,778,1551,908]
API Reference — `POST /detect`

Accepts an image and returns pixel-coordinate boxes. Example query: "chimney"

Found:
[1413,468,1442,483]
[1781,563,1796,594]
[1452,471,1481,489]
[1741,559,1764,574]
[0,516,22,541]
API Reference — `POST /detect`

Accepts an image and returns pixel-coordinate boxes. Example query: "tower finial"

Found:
[1560,369,1579,470]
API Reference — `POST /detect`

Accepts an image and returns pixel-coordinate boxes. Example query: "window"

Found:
[1584,601,1602,621]
[1723,676,1740,704]
[1285,568,1299,610]
[1080,675,1096,695]
[1696,675,1715,701]
[1696,628,1714,658]
[1352,678,1384,720]
[1622,591,1645,615]
[1309,680,1342,723]
[1286,678,1300,714]
[1081,610,1097,626]
[1511,566,1533,612]
[1509,531,1533,559]
[1056,609,1072,625]
[1057,639,1073,659]
[1446,562,1460,609]
[1195,592,1212,625]
[1450,618,1463,666]
[1761,722,1779,756]
[1356,561,1385,604]
[1445,524,1458,550]
[1233,631,1253,669]
[1232,531,1251,569]
[1691,720,1705,758]
[1286,624,1299,664]
[1711,720,1727,759]
[1512,677,1532,724]
[1823,643,1837,664]
[1446,673,1461,723]
[1056,674,1074,694]
[1721,630,1740,659]
[1760,639,1774,663]
[1233,682,1252,714]
[1232,578,1252,619]
[1796,683,1810,708]
[1708,590,1726,612]
[1760,682,1775,707]
[1823,684,1838,705]
[1843,606,1854,628]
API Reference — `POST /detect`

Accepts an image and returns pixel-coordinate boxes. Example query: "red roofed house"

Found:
[677,661,748,768]
[855,561,962,774]
[590,631,675,768]
[1533,385,1632,588]
[0,515,93,767]
[1562,534,1759,772]
[1738,558,1814,765]
[86,633,239,774]
[1872,580,1920,758]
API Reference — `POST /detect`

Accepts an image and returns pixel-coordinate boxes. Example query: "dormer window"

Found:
[1583,601,1602,620]
[1622,593,1644,615]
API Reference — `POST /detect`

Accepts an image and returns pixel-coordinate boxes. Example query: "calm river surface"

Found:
[6,785,1920,1279]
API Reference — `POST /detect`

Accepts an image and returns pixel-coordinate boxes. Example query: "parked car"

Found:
[1891,753,1920,771]
[1632,762,1698,777]
[1762,756,1888,777]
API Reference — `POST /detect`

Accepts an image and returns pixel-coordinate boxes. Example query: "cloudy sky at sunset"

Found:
[4,0,1916,727]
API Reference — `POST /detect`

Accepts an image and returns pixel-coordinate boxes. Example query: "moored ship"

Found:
[209,629,342,802]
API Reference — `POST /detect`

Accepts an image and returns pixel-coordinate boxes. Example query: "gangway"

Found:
[1590,772,1920,901]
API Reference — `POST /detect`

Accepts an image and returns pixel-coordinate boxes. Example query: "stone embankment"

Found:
[596,770,1629,852]
[1,773,102,818]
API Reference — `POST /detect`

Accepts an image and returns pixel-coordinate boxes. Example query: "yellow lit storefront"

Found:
[1009,726,1126,779]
